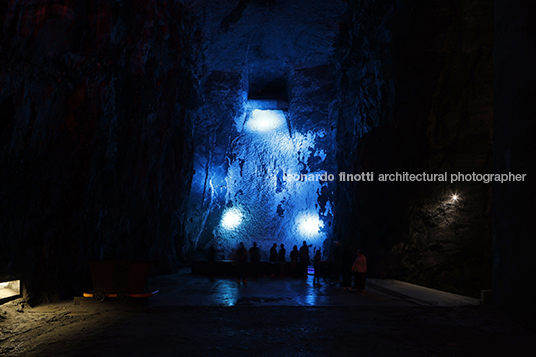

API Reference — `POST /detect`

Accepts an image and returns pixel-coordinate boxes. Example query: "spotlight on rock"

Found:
[221,208,244,230]
[244,109,286,133]
[297,213,324,238]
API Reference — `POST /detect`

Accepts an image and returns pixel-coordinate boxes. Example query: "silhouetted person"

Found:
[351,249,367,291]
[235,242,248,284]
[278,244,286,276]
[330,241,342,282]
[299,241,310,264]
[342,245,355,291]
[299,241,311,276]
[290,245,299,276]
[313,250,322,286]
[269,243,278,276]
[249,242,261,278]
[269,243,278,262]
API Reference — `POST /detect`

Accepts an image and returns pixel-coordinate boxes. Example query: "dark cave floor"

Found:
[1,271,534,356]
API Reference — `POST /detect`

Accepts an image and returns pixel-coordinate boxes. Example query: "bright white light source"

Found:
[221,208,243,230]
[297,213,324,237]
[452,195,458,201]
[0,280,20,300]
[244,109,286,132]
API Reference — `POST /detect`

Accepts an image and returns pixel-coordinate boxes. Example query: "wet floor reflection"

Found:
[294,283,320,306]
[213,280,240,307]
[208,274,330,306]
[149,270,410,307]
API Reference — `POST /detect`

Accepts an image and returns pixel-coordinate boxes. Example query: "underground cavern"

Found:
[1,0,535,355]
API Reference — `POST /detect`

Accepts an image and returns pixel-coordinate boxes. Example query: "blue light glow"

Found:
[244,109,286,133]
[221,207,244,230]
[296,213,324,238]
[196,105,333,258]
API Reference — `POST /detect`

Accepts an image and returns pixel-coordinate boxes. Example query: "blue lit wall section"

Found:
[244,109,286,133]
[212,108,333,257]
[183,4,341,259]
[296,212,324,238]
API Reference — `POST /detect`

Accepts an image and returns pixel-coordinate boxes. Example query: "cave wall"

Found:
[0,0,201,302]
[334,0,493,297]
[184,0,346,260]
[493,0,536,323]
[387,0,493,297]
[333,0,396,276]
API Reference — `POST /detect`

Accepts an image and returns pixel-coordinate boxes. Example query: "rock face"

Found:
[493,0,536,323]
[184,0,346,259]
[0,0,202,302]
[388,0,493,297]
[332,0,396,274]
[332,0,493,297]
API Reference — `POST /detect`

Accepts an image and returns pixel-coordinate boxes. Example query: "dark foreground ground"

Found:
[1,272,535,356]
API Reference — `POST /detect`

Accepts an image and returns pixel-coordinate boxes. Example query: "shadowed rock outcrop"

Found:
[0,0,202,303]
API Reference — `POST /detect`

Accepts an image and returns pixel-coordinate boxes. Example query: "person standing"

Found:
[249,242,261,278]
[278,244,286,277]
[269,243,278,276]
[331,241,343,282]
[290,245,299,276]
[299,241,310,276]
[269,243,278,263]
[351,249,367,291]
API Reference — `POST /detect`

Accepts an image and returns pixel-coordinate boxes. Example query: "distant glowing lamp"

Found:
[452,194,458,201]
[0,280,21,301]
[244,109,286,133]
[221,208,243,230]
[297,214,324,237]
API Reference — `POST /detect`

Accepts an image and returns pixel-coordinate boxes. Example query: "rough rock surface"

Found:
[184,0,346,259]
[0,0,202,302]
[332,0,493,298]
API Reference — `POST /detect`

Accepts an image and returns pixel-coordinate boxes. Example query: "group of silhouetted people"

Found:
[226,241,313,283]
[210,241,367,290]
[268,241,315,278]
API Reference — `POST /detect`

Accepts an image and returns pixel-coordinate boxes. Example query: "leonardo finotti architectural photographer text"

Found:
[282,172,527,184]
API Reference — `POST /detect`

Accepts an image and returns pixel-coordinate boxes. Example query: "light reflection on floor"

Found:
[150,272,363,307]
[215,279,240,307]
[148,268,478,308]
[212,275,326,307]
